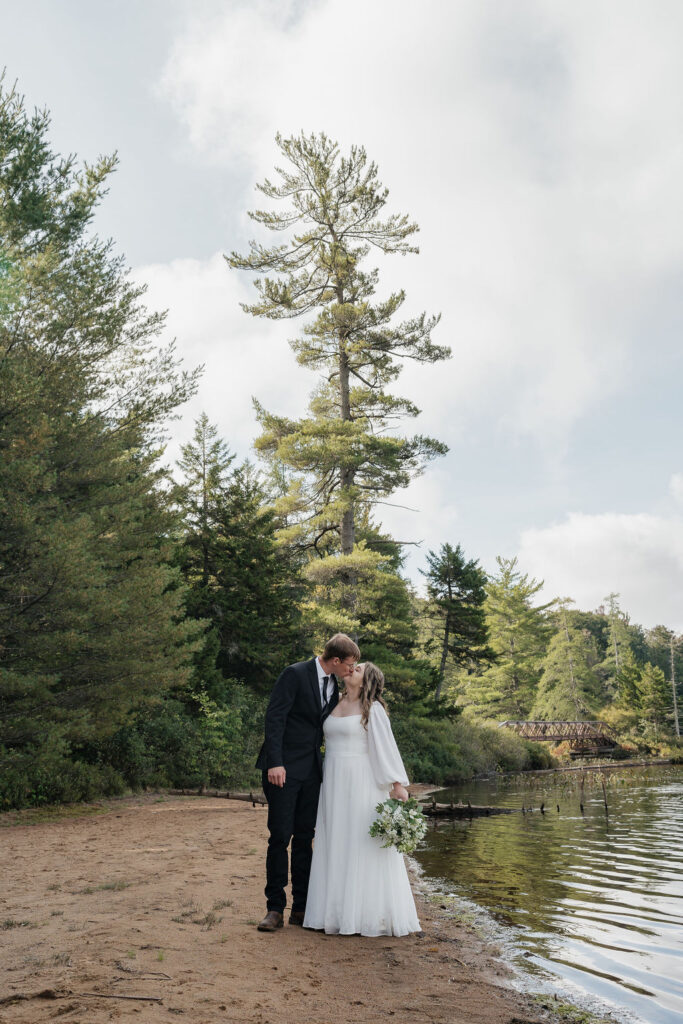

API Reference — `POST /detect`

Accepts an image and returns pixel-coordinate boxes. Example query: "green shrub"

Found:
[105,683,266,791]
[0,738,126,810]
[391,713,557,784]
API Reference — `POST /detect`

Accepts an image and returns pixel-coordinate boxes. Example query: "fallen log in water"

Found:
[420,800,519,818]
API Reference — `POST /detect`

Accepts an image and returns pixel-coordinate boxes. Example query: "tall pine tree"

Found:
[228,133,449,620]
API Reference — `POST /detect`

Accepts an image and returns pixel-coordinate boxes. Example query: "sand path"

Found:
[1,794,545,1023]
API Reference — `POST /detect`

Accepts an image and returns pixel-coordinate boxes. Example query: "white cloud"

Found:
[157,0,683,449]
[670,474,683,508]
[141,2,683,629]
[133,253,310,463]
[374,468,461,581]
[518,510,683,629]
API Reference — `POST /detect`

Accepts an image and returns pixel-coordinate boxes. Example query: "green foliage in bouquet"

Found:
[368,797,427,854]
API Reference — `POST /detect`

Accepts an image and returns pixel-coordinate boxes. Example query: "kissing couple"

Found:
[255,633,421,936]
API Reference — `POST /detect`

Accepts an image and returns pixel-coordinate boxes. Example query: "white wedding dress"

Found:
[303,702,421,936]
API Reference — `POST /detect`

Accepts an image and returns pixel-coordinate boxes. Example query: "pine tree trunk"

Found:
[562,610,580,717]
[201,441,209,586]
[436,619,450,702]
[339,342,354,556]
[671,636,680,738]
[338,330,356,615]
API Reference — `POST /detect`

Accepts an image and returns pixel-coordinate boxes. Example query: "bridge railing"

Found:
[499,720,618,746]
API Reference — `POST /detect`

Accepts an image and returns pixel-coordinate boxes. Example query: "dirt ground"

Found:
[1,794,546,1024]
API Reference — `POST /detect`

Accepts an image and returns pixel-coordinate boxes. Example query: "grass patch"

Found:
[156,950,165,962]
[171,897,221,929]
[0,802,110,828]
[532,995,615,1024]
[212,899,233,911]
[2,918,31,930]
[197,911,222,930]
[126,949,136,959]
[97,879,130,891]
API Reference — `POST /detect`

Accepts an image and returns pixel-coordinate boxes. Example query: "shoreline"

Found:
[0,792,557,1024]
[409,757,675,796]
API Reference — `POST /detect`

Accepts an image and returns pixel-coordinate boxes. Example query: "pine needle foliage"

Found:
[228,132,450,617]
[464,557,554,717]
[420,543,494,702]
[0,77,201,806]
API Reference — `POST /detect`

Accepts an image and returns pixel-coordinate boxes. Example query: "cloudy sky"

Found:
[4,0,683,628]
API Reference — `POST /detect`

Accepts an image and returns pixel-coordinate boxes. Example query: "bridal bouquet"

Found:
[369,797,427,854]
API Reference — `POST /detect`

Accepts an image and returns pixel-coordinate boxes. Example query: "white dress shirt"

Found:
[315,657,333,705]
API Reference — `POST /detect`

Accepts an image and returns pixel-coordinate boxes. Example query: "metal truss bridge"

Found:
[499,720,618,750]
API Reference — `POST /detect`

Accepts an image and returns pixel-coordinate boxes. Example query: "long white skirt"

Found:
[303,741,421,936]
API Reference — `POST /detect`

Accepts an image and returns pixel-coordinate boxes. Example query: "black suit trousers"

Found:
[262,769,320,913]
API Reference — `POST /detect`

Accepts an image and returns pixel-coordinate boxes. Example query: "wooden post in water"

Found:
[601,774,608,814]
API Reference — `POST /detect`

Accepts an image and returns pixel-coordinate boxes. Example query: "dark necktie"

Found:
[321,675,330,713]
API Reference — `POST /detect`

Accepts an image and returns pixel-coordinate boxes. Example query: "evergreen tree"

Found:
[463,557,553,718]
[175,415,305,694]
[594,594,652,708]
[228,133,450,617]
[571,609,609,660]
[215,464,306,689]
[176,412,235,588]
[614,659,642,710]
[604,593,629,672]
[420,544,494,702]
[638,662,671,738]
[304,514,435,705]
[531,602,602,720]
[644,626,682,737]
[0,79,201,805]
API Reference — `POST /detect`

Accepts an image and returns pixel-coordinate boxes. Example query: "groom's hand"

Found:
[268,766,286,787]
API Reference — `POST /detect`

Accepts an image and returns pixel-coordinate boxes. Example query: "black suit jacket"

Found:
[256,658,339,781]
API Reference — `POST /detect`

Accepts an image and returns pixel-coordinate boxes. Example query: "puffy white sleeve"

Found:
[367,702,409,789]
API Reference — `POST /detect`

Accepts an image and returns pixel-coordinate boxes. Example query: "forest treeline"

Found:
[1,81,681,810]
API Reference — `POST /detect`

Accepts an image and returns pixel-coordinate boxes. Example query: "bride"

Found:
[303,662,421,936]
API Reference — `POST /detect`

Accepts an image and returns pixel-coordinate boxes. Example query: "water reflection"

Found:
[415,766,683,1024]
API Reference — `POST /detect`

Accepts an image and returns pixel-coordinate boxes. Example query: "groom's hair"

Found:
[323,633,360,661]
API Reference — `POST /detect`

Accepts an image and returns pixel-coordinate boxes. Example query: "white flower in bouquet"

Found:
[368,797,427,854]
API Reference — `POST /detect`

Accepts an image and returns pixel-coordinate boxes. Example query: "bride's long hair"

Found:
[358,662,388,729]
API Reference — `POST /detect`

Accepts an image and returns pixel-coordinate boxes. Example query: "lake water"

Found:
[415,765,683,1024]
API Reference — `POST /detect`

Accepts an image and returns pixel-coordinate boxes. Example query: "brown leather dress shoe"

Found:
[289,910,305,926]
[257,910,283,931]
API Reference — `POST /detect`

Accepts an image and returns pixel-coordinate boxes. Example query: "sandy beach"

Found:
[1,794,547,1024]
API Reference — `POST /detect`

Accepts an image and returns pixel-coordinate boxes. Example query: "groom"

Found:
[255,633,360,931]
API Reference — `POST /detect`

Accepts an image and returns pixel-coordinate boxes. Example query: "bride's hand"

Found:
[391,783,409,802]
